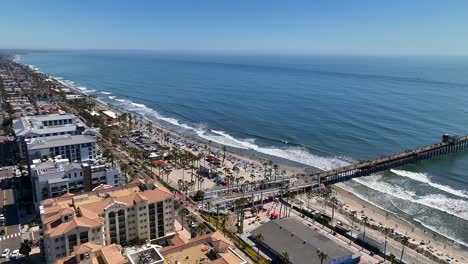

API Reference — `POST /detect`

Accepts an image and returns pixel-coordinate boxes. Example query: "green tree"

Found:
[196,223,206,236]
[178,208,189,231]
[317,250,328,264]
[222,146,227,165]
[19,241,32,256]
[186,215,196,237]
[120,162,130,182]
[193,190,205,202]
[400,236,409,263]
[280,252,289,264]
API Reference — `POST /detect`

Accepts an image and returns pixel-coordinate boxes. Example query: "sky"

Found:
[1,0,468,55]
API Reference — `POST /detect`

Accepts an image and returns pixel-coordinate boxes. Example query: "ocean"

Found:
[17,51,468,247]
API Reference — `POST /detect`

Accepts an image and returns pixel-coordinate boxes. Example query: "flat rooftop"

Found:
[26,134,95,150]
[251,218,354,264]
[128,247,164,264]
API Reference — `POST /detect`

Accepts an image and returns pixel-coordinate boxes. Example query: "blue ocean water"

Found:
[18,51,468,246]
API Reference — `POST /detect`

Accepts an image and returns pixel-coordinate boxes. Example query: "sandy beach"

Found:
[330,187,467,263]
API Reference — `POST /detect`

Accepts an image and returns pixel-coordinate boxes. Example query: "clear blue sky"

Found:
[1,0,468,55]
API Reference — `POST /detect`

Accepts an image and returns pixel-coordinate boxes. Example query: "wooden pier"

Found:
[311,134,468,185]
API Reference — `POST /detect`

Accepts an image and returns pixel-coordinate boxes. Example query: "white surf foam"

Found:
[77,86,88,91]
[101,91,112,95]
[108,96,117,100]
[390,169,468,199]
[131,102,146,108]
[353,175,468,221]
[198,129,351,170]
[114,98,126,102]
[413,218,468,247]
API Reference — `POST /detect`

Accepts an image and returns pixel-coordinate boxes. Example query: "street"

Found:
[0,167,22,263]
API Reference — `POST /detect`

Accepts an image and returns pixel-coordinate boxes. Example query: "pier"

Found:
[204,134,468,205]
[308,134,468,185]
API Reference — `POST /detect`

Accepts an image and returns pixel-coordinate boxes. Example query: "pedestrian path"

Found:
[0,232,21,240]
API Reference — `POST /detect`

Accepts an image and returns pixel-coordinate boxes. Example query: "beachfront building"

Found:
[13,113,89,159]
[101,110,119,126]
[26,134,97,163]
[251,218,361,264]
[30,157,122,208]
[40,179,175,264]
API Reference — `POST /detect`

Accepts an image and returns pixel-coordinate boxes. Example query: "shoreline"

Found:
[15,57,467,262]
[332,187,468,263]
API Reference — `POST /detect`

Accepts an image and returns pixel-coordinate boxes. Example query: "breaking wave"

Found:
[390,169,468,199]
[352,175,468,221]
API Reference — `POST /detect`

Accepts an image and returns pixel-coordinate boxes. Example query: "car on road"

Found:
[10,250,20,259]
[1,249,10,258]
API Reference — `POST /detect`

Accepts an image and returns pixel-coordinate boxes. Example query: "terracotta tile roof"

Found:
[160,231,234,253]
[73,242,102,255]
[99,244,127,264]
[210,231,234,247]
[78,188,172,215]
[46,217,102,237]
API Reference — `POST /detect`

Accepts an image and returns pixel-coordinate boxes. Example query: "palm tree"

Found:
[273,164,279,181]
[215,204,221,229]
[177,179,184,192]
[400,236,409,263]
[119,162,130,183]
[267,160,273,179]
[255,233,264,262]
[205,201,212,224]
[250,173,256,190]
[186,215,196,237]
[262,162,267,180]
[317,250,328,264]
[350,211,357,243]
[388,254,397,264]
[280,252,289,264]
[362,216,369,243]
[222,145,227,165]
[196,223,206,236]
[384,227,390,256]
[178,208,189,231]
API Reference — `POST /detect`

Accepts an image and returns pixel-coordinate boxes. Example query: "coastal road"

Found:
[0,168,21,262]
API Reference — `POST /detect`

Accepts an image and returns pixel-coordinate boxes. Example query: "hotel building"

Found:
[40,179,175,264]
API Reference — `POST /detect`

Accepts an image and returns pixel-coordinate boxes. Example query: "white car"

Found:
[1,248,10,258]
[10,249,20,259]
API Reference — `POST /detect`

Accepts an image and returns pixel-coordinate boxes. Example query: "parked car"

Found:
[10,250,20,259]
[1,248,10,258]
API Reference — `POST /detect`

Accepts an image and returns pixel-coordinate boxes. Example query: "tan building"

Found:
[54,243,127,264]
[40,179,175,264]
[160,231,247,264]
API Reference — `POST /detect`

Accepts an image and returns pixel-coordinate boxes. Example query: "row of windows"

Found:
[43,118,73,126]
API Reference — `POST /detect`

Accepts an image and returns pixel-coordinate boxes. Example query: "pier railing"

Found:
[313,134,468,185]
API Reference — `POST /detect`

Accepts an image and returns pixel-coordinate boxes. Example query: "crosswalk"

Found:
[0,232,21,240]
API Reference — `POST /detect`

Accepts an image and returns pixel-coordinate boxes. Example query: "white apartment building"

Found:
[30,158,122,208]
[26,134,97,163]
[13,113,91,158]
[40,179,175,264]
